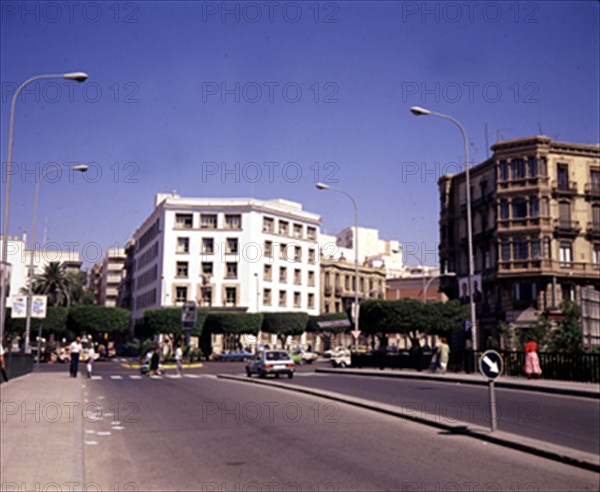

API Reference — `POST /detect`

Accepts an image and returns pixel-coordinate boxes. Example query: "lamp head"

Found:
[72,165,89,172]
[410,106,431,116]
[63,72,89,83]
[315,182,330,190]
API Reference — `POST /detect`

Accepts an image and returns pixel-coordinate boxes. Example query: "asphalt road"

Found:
[74,360,598,491]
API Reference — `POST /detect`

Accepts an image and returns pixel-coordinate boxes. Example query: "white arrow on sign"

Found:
[483,355,499,374]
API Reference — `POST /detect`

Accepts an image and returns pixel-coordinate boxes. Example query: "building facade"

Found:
[439,136,600,346]
[129,194,321,326]
[95,248,126,307]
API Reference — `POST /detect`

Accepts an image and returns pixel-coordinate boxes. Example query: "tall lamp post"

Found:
[409,106,477,351]
[0,72,89,347]
[315,182,360,350]
[24,164,88,353]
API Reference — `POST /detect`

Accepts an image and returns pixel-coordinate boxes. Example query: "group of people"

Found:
[145,343,184,376]
[68,336,97,378]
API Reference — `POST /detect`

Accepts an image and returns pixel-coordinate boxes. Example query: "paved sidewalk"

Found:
[315,367,600,398]
[1,372,85,491]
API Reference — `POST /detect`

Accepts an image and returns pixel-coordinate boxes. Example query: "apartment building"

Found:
[129,193,321,326]
[94,248,127,307]
[438,136,600,346]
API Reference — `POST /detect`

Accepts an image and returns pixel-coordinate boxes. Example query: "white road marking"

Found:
[85,430,96,434]
[150,375,163,379]
[97,431,111,436]
[91,375,102,380]
[183,374,201,379]
[166,374,182,378]
[111,421,121,425]
[110,375,123,380]
[129,375,143,380]
[112,426,125,430]
[85,441,98,446]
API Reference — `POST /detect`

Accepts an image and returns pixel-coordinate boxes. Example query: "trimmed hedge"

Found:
[204,312,263,335]
[67,306,130,338]
[143,307,209,337]
[261,312,309,337]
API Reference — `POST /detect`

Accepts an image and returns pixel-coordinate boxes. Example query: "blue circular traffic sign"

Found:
[479,350,504,380]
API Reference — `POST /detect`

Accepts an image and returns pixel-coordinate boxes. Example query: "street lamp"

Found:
[410,106,478,351]
[315,182,360,349]
[24,164,88,353]
[0,72,89,347]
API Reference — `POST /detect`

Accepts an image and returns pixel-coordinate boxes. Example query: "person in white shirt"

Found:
[86,345,96,378]
[0,344,8,383]
[175,344,183,376]
[69,337,83,377]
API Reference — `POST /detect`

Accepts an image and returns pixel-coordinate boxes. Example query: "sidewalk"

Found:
[315,367,600,398]
[1,371,85,490]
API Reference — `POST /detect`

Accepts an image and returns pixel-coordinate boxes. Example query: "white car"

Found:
[246,350,295,378]
[292,348,319,364]
[324,346,350,358]
[331,353,351,368]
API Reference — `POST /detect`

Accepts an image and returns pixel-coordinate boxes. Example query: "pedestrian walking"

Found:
[69,337,83,377]
[0,343,9,383]
[524,337,542,379]
[438,337,450,374]
[148,347,160,376]
[175,344,183,376]
[86,344,96,378]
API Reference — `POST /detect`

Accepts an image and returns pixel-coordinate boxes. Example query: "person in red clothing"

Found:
[524,337,542,379]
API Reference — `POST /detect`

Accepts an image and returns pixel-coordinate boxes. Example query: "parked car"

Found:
[291,348,319,364]
[246,350,295,378]
[331,353,351,368]
[217,349,253,362]
[324,346,350,358]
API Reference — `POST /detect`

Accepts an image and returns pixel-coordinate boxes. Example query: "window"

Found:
[324,271,330,287]
[559,241,572,267]
[513,239,528,260]
[226,262,238,278]
[279,266,287,283]
[308,293,315,309]
[562,284,575,302]
[278,220,289,235]
[511,159,526,179]
[500,200,509,219]
[176,237,189,254]
[359,277,365,293]
[514,282,537,301]
[294,245,302,262]
[512,199,527,218]
[225,287,237,306]
[293,292,301,308]
[557,164,569,189]
[593,244,600,267]
[201,262,213,275]
[264,240,273,257]
[263,217,274,233]
[530,197,539,218]
[484,249,491,269]
[344,275,350,289]
[293,223,303,238]
[307,226,317,240]
[279,243,288,260]
[558,202,571,226]
[294,269,301,285]
[200,214,217,229]
[278,290,287,307]
[201,287,212,306]
[175,286,187,303]
[591,170,600,192]
[499,160,509,180]
[175,213,193,229]
[264,264,272,281]
[202,238,214,254]
[542,237,552,259]
[176,261,189,277]
[531,239,540,259]
[592,205,600,227]
[225,214,241,229]
[528,157,538,177]
[501,241,511,262]
[226,238,239,254]
[308,249,316,263]
[308,271,315,287]
[263,288,272,306]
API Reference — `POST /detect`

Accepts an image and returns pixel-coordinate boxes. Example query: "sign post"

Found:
[31,296,47,370]
[181,301,197,347]
[478,349,503,432]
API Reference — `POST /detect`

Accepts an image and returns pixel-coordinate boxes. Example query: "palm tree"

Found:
[30,262,72,307]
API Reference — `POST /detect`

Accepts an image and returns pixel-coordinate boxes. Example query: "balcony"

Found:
[497,175,550,193]
[335,286,343,297]
[498,259,600,279]
[586,221,600,240]
[324,286,333,296]
[553,219,581,237]
[584,183,600,200]
[551,180,577,197]
[497,216,552,233]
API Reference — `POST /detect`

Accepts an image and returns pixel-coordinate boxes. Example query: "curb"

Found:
[120,363,204,370]
[314,368,600,400]
[217,373,600,473]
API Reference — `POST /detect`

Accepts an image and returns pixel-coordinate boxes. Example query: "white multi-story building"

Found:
[130,193,321,325]
[94,248,126,307]
[1,234,82,307]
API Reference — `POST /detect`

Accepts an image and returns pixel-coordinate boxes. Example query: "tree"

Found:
[261,312,309,348]
[143,307,209,341]
[201,313,263,356]
[28,262,72,307]
[67,306,130,339]
[5,306,69,341]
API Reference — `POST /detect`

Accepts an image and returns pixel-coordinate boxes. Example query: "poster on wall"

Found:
[32,295,47,318]
[11,295,26,318]
[458,275,483,304]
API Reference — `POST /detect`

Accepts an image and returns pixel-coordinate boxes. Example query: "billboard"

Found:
[458,274,482,304]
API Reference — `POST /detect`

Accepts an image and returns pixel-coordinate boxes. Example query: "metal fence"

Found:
[351,350,600,383]
[3,353,34,381]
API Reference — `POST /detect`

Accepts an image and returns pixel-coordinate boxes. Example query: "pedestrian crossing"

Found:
[89,373,204,381]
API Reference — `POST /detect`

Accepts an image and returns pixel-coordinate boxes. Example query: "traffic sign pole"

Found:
[478,349,503,433]
[489,380,497,432]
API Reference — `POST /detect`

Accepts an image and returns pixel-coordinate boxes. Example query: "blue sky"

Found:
[1,1,598,267]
